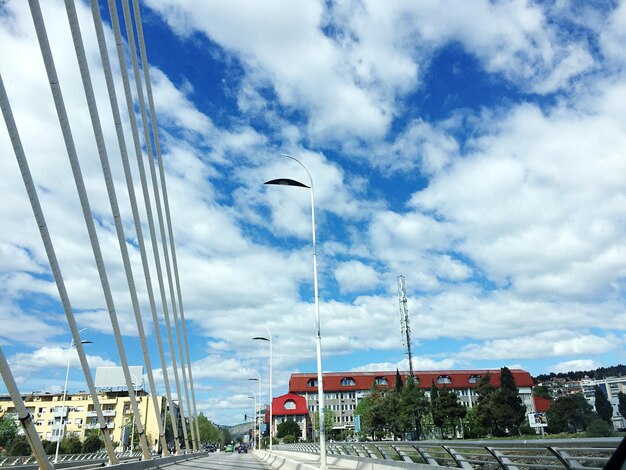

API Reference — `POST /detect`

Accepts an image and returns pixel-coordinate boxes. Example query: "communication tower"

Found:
[397,275,415,378]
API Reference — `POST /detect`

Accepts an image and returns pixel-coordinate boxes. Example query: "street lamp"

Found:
[249,374,261,450]
[247,393,256,449]
[265,154,327,470]
[55,329,92,463]
[253,330,272,451]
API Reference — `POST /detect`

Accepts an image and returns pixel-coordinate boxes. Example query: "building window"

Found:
[374,377,388,386]
[284,400,296,410]
[340,377,356,386]
[307,378,318,387]
[437,375,452,385]
[469,375,481,384]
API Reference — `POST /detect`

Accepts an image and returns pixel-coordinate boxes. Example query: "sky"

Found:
[1,0,625,427]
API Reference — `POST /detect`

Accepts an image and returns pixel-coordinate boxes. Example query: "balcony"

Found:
[52,409,68,418]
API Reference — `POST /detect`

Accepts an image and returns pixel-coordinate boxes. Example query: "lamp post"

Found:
[253,329,272,451]
[249,374,261,450]
[247,393,256,449]
[265,154,327,470]
[55,329,92,463]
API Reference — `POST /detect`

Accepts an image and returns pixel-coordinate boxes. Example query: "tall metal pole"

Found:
[55,331,89,463]
[265,154,326,469]
[248,393,256,448]
[249,375,261,450]
[54,339,72,463]
[253,329,272,451]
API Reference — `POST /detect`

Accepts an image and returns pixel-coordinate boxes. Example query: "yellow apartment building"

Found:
[0,389,170,452]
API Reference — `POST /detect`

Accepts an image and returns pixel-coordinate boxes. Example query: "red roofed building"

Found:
[288,369,536,433]
[270,393,311,440]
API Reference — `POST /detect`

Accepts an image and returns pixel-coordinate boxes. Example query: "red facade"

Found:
[289,369,535,393]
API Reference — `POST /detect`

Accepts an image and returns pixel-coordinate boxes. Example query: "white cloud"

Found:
[550,359,602,374]
[457,332,619,360]
[334,260,381,294]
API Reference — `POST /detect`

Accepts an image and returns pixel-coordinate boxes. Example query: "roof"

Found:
[534,396,551,412]
[272,393,308,416]
[289,369,535,393]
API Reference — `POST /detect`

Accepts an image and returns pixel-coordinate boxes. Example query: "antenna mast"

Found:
[397,275,414,378]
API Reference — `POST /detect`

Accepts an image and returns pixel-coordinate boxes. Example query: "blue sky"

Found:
[1,0,625,426]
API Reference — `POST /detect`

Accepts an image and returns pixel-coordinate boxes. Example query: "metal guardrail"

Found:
[0,450,142,467]
[276,437,623,469]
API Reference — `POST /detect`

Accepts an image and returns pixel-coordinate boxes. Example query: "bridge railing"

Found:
[275,437,622,469]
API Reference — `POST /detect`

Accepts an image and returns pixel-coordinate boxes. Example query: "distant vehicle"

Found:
[204,443,217,452]
[225,444,234,453]
[238,443,248,453]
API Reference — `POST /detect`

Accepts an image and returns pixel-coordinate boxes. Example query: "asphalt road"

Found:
[167,452,275,470]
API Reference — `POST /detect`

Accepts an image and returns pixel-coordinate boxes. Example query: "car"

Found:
[238,444,248,453]
[224,444,234,453]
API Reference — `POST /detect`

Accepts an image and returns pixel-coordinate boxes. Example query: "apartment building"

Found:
[581,376,626,430]
[288,369,536,433]
[0,389,171,451]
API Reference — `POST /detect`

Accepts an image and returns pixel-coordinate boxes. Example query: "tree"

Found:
[276,420,301,440]
[7,435,30,456]
[313,406,335,436]
[474,373,497,435]
[82,435,103,453]
[533,385,551,400]
[60,434,82,454]
[400,376,429,440]
[586,417,614,437]
[431,383,466,438]
[491,367,526,435]
[383,389,403,440]
[355,385,386,440]
[547,394,595,433]
[394,369,404,393]
[594,386,613,423]
[618,392,626,422]
[196,413,219,445]
[0,415,18,448]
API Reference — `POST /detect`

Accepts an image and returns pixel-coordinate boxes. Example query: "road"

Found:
[168,452,275,470]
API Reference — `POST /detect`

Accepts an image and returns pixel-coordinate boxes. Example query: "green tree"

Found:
[383,389,404,439]
[586,417,614,437]
[7,435,30,456]
[533,385,551,399]
[491,367,526,435]
[313,406,335,439]
[474,373,497,435]
[197,413,219,445]
[618,392,626,421]
[594,386,613,423]
[81,434,103,453]
[394,369,404,393]
[0,415,18,448]
[276,420,301,440]
[400,376,429,439]
[430,383,466,438]
[355,385,386,440]
[60,434,82,454]
[41,439,57,455]
[547,393,595,433]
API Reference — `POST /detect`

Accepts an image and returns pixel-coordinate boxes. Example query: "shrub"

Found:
[60,435,82,454]
[282,435,296,444]
[8,436,30,456]
[82,435,103,453]
[41,440,57,455]
[586,418,614,437]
